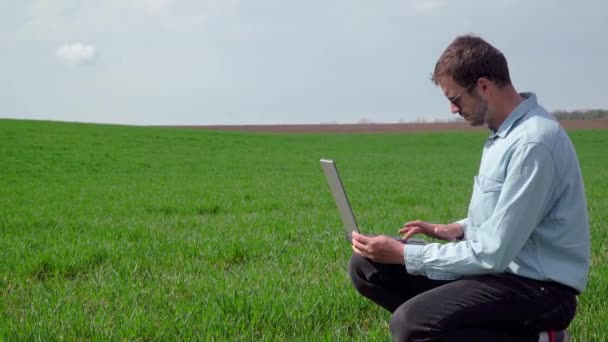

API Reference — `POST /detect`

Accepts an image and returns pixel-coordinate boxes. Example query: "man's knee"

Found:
[347,252,369,292]
[390,301,415,341]
[390,299,439,342]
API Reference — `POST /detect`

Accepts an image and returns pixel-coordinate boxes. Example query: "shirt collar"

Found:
[489,92,538,139]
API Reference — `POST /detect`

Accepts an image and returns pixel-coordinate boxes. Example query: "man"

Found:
[348,35,590,342]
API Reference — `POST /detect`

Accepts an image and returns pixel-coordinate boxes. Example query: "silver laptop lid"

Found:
[320,159,359,242]
[320,159,429,246]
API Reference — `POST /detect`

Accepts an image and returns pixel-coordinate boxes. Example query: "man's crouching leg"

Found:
[389,274,577,342]
[347,252,449,314]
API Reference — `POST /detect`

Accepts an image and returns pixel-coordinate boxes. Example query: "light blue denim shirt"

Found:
[405,93,590,293]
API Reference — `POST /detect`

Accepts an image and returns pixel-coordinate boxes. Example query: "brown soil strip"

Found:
[172,119,608,134]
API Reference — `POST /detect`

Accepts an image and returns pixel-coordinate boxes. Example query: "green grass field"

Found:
[1,119,607,340]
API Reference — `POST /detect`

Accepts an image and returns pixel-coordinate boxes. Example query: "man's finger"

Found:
[352,245,370,259]
[352,239,368,254]
[399,226,415,234]
[403,220,422,227]
[353,232,372,244]
[402,228,422,241]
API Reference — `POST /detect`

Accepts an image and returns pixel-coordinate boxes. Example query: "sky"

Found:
[1,0,607,126]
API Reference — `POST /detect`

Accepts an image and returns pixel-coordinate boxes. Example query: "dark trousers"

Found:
[348,253,577,342]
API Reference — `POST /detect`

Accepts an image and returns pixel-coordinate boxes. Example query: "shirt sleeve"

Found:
[455,218,469,240]
[405,142,556,278]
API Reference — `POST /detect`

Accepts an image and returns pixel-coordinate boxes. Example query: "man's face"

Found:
[438,76,488,127]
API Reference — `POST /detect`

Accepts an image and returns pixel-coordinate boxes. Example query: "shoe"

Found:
[539,330,570,342]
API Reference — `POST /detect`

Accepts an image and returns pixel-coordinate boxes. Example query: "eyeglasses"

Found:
[448,82,476,108]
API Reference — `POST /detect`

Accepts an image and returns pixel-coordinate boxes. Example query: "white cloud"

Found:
[56,43,98,66]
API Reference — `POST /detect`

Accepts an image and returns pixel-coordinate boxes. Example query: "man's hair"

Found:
[432,35,511,88]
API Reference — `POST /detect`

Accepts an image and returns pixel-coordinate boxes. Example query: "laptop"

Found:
[320,159,427,245]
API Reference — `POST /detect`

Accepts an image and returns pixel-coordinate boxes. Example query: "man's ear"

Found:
[476,77,493,95]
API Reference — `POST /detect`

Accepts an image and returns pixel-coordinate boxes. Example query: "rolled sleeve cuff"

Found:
[455,218,468,240]
[455,218,468,229]
[404,244,426,275]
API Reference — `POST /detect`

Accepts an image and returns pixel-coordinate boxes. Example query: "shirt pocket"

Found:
[469,175,504,225]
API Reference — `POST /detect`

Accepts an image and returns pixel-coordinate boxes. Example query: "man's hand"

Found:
[351,232,405,264]
[400,221,464,242]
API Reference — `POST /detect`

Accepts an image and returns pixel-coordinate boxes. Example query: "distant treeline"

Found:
[553,109,608,120]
